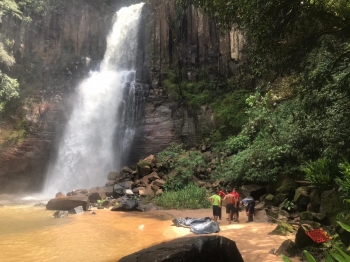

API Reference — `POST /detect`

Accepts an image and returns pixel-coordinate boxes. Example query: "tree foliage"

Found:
[179,0,350,77]
[167,0,350,186]
[0,70,19,114]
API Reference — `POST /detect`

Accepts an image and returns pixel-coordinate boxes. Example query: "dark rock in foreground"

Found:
[119,236,244,262]
[275,239,297,257]
[46,195,90,211]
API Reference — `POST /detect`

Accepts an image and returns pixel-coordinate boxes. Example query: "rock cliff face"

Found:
[0,0,245,193]
[132,0,245,158]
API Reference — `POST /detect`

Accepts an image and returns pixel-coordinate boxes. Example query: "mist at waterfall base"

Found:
[43,3,145,197]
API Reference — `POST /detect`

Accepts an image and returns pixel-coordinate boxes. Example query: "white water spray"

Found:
[44,3,145,196]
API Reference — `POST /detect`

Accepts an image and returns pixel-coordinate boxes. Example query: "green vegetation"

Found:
[155,184,210,209]
[302,158,336,192]
[282,246,350,262]
[137,160,150,168]
[163,68,252,136]
[0,70,19,115]
[158,0,350,189]
[156,143,206,190]
[338,162,350,198]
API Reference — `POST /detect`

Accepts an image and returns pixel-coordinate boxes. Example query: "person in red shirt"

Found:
[231,188,240,222]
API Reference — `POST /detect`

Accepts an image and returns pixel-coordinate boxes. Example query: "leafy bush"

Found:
[0,70,19,115]
[158,147,207,191]
[302,158,336,192]
[155,184,211,209]
[211,90,251,135]
[337,161,350,198]
[156,143,185,170]
[225,134,250,153]
[282,246,350,262]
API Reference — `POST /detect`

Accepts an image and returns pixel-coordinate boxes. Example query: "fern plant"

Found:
[301,158,335,192]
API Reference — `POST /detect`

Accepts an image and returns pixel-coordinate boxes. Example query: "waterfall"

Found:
[43,3,145,196]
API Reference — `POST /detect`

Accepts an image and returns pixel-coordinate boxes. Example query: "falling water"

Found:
[44,3,145,195]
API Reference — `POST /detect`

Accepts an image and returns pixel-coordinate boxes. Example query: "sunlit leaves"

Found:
[0,70,19,114]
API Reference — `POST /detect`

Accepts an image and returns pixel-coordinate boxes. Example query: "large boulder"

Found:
[111,196,138,211]
[115,167,137,183]
[119,236,244,262]
[88,191,106,203]
[142,155,156,166]
[295,226,316,248]
[136,202,163,212]
[139,184,155,199]
[137,164,151,177]
[275,239,298,257]
[294,187,311,212]
[68,206,84,214]
[319,190,342,218]
[273,193,287,207]
[107,172,119,180]
[275,180,297,195]
[114,184,124,195]
[89,186,114,197]
[141,172,160,185]
[46,195,90,211]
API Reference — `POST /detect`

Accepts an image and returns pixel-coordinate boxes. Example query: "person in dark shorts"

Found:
[231,188,240,221]
[223,192,237,224]
[242,197,255,222]
[210,189,222,222]
[218,187,225,220]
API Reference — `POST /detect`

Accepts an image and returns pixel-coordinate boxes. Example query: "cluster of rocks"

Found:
[254,179,348,258]
[107,155,166,200]
[45,154,168,214]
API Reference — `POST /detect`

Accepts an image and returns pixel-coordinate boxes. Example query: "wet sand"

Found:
[0,200,298,262]
[156,208,298,262]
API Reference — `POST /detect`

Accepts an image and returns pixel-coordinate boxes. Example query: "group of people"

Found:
[210,187,255,224]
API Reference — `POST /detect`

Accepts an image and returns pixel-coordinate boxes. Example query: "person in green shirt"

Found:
[210,189,222,222]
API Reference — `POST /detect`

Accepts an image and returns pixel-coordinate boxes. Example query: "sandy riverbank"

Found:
[153,208,299,262]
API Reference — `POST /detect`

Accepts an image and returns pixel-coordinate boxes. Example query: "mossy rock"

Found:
[311,212,326,222]
[294,187,311,212]
[320,190,342,217]
[265,194,274,206]
[309,189,321,205]
[294,187,310,203]
[275,240,297,257]
[300,220,321,229]
[276,183,297,194]
[273,193,287,206]
[300,211,313,221]
[270,222,295,236]
[265,194,274,201]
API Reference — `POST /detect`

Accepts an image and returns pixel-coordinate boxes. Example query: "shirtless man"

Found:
[223,192,237,224]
